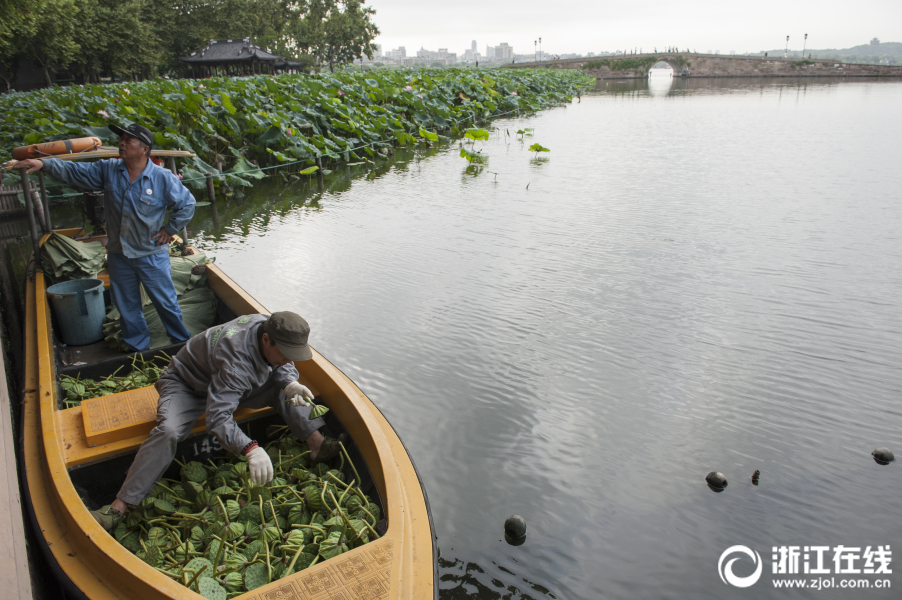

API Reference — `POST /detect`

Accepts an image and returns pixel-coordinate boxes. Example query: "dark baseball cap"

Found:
[109,123,153,148]
[263,312,313,361]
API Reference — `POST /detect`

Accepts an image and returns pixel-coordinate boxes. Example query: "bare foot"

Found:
[306,430,325,461]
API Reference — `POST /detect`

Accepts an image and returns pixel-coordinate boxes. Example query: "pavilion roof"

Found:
[179,38,282,64]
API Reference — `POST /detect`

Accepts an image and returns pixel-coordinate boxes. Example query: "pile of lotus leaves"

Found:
[60,353,169,408]
[114,426,380,599]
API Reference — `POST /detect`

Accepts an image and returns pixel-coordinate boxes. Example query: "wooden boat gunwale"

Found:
[22,234,437,599]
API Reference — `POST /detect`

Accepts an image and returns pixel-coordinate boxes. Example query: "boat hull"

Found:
[23,256,437,599]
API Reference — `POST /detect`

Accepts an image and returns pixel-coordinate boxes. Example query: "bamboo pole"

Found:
[19,168,41,271]
[37,170,51,231]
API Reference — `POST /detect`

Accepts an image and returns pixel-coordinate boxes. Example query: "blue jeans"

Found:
[107,252,191,351]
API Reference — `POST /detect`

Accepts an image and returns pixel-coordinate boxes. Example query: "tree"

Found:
[284,0,379,72]
[24,0,80,87]
[70,0,161,83]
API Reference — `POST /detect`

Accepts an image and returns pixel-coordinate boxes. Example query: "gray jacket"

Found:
[165,314,298,454]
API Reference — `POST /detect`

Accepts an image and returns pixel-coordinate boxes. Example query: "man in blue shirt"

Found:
[17,124,196,351]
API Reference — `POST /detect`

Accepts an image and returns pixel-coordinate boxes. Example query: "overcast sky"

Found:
[369,0,901,56]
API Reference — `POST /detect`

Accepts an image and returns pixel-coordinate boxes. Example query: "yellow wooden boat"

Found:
[22,229,437,599]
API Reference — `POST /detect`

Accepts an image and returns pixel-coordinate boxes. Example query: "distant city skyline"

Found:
[368,0,900,59]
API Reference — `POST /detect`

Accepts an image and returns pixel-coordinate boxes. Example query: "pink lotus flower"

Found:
[337,90,344,95]
[416,94,423,98]
[97,109,110,118]
[286,129,293,135]
[114,98,119,102]
[404,85,413,91]
[123,88,130,95]
[512,91,518,95]
[198,84,205,89]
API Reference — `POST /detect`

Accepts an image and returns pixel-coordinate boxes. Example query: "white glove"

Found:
[284,381,313,407]
[246,446,274,485]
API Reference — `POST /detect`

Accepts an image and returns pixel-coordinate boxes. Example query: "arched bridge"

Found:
[504,52,902,78]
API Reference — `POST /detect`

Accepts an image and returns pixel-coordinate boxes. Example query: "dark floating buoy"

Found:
[504,515,527,545]
[872,448,895,465]
[751,469,760,485]
[706,471,727,491]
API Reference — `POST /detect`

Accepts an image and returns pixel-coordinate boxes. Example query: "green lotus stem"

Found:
[211,534,226,571]
[184,564,208,591]
[154,566,180,580]
[356,504,379,531]
[265,540,272,584]
[172,457,187,469]
[337,480,355,505]
[290,524,325,534]
[308,554,320,568]
[269,501,282,538]
[339,442,361,488]
[325,472,351,490]
[327,489,356,535]
[284,542,307,576]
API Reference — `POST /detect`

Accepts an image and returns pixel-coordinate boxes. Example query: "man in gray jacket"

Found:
[91,311,343,530]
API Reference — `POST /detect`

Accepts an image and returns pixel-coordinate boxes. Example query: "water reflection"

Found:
[647,70,674,98]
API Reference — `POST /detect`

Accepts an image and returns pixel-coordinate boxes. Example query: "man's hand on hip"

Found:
[15,159,43,173]
[284,381,313,407]
[151,228,173,246]
[246,446,274,485]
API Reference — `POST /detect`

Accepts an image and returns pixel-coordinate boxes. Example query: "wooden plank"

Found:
[0,304,35,600]
[82,386,159,447]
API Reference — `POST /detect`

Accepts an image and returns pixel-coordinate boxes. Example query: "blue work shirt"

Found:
[41,158,196,258]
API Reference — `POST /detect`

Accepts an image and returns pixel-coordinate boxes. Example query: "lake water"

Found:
[31,76,902,598]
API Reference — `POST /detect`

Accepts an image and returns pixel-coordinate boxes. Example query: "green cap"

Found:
[263,312,312,361]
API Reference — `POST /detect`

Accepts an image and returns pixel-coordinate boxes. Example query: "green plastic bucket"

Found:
[46,278,105,345]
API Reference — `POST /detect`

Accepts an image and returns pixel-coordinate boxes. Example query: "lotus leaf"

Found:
[119,530,142,553]
[231,462,247,477]
[303,484,324,512]
[140,544,164,568]
[213,499,240,521]
[221,521,245,541]
[243,539,266,561]
[153,498,176,515]
[309,404,330,419]
[319,531,348,560]
[197,577,227,600]
[268,477,287,488]
[313,464,331,478]
[182,461,208,483]
[243,521,262,539]
[291,468,311,483]
[345,495,363,512]
[248,486,272,503]
[288,505,309,526]
[182,480,203,502]
[173,541,196,562]
[259,521,281,543]
[146,527,166,545]
[239,503,262,524]
[243,562,269,591]
[204,539,222,561]
[189,525,205,547]
[212,485,236,498]
[221,571,244,593]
